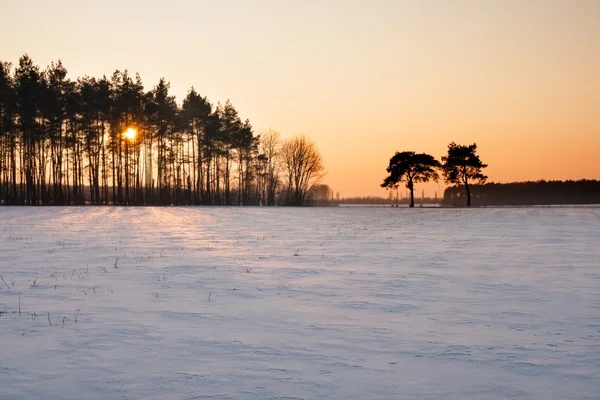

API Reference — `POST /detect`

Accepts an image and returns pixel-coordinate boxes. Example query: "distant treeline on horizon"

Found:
[335,180,600,207]
[441,179,600,206]
[336,195,440,205]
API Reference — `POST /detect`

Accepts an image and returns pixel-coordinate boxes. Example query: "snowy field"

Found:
[1,206,599,400]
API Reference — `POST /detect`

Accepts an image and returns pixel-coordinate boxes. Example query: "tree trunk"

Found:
[465,182,471,207]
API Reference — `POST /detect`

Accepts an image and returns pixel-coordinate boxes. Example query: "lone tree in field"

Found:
[441,142,487,207]
[381,151,440,207]
[281,135,325,206]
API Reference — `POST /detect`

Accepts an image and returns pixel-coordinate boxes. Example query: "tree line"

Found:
[382,143,487,207]
[0,55,325,206]
[442,179,600,206]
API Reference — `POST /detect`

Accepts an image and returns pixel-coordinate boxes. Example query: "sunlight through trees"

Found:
[0,55,324,206]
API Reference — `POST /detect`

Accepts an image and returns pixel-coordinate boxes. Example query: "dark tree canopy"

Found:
[0,54,321,206]
[381,151,440,207]
[441,142,487,207]
[442,179,600,206]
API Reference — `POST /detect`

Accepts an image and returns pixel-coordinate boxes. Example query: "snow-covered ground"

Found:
[1,206,599,400]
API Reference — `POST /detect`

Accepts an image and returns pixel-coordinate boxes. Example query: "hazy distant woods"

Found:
[442,180,600,206]
[0,55,325,206]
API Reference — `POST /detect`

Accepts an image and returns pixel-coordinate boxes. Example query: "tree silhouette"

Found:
[258,130,282,206]
[281,135,325,206]
[441,142,487,207]
[381,151,440,207]
[0,61,17,204]
[0,54,333,206]
[181,87,212,204]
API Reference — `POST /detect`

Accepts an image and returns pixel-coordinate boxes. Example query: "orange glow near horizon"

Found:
[2,1,599,198]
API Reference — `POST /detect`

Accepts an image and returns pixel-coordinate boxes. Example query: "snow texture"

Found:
[0,206,599,399]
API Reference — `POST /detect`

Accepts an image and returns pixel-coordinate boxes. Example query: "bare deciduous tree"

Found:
[258,129,282,206]
[281,135,325,206]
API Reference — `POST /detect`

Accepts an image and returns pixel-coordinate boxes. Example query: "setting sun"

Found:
[124,128,136,141]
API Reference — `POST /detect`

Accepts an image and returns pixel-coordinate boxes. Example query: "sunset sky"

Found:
[2,0,599,197]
